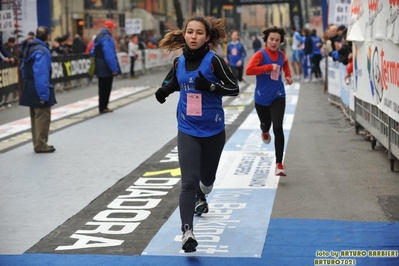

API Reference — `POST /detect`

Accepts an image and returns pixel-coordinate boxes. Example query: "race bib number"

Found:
[270,65,280,80]
[231,47,237,56]
[187,93,202,116]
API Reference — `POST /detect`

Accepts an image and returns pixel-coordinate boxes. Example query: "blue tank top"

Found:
[176,51,224,137]
[254,49,285,106]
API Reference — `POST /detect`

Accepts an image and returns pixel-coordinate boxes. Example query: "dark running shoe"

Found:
[195,196,209,216]
[182,224,197,253]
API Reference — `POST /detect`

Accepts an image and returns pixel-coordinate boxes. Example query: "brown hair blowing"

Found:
[261,26,286,44]
[159,15,228,52]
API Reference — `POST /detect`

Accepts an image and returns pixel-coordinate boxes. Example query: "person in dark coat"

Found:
[19,26,57,153]
[72,34,86,54]
[18,31,35,60]
[301,27,313,82]
[3,37,19,62]
[91,20,121,113]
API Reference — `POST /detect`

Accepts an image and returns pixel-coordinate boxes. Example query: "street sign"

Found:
[0,10,14,31]
[125,18,142,35]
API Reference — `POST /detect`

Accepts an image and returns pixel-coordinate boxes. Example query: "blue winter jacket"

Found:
[91,29,121,78]
[19,38,56,108]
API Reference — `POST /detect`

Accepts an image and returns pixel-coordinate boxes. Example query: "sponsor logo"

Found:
[367,45,399,104]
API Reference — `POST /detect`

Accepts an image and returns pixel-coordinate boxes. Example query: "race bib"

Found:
[187,93,202,116]
[231,47,238,56]
[270,65,280,81]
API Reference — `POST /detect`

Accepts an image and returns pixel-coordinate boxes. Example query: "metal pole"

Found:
[66,1,69,35]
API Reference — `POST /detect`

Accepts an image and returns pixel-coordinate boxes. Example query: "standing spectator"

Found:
[50,38,64,56]
[19,26,56,153]
[325,25,341,61]
[337,24,346,37]
[3,37,19,61]
[19,31,35,59]
[155,15,239,253]
[301,27,313,82]
[279,35,287,53]
[245,26,293,176]
[226,30,247,82]
[118,35,129,53]
[310,29,323,82]
[91,20,121,114]
[289,25,302,80]
[0,41,15,63]
[128,34,139,79]
[334,27,353,84]
[61,34,73,54]
[252,34,262,53]
[72,34,86,54]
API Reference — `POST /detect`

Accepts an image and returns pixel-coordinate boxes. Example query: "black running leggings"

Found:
[255,98,286,163]
[177,130,226,232]
[312,54,322,78]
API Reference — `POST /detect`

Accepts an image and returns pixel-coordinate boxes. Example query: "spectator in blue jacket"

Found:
[310,29,323,82]
[91,20,121,113]
[19,26,56,153]
[301,27,313,82]
[225,30,247,82]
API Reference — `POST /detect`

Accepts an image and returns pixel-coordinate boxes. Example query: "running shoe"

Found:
[182,224,198,253]
[275,163,286,176]
[195,196,209,216]
[199,180,213,195]
[261,132,272,144]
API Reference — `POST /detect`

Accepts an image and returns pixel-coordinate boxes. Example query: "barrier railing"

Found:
[0,61,19,106]
[0,49,181,107]
[322,56,399,171]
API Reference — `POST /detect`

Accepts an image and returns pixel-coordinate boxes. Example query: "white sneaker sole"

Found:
[200,181,213,195]
[261,133,272,144]
[275,170,286,176]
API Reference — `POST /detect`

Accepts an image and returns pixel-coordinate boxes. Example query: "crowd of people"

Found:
[287,23,353,85]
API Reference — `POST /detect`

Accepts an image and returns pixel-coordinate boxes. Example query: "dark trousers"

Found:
[30,107,51,151]
[312,54,322,78]
[130,56,136,77]
[230,65,244,82]
[255,98,286,163]
[177,130,226,231]
[98,77,113,111]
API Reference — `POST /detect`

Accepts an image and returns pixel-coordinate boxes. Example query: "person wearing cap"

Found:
[91,20,121,114]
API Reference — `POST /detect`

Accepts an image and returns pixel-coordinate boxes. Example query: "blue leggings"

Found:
[177,130,226,231]
[302,54,312,79]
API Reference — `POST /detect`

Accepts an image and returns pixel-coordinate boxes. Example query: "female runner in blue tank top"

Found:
[155,16,239,253]
[246,26,293,176]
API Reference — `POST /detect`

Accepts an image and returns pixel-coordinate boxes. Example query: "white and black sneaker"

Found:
[182,224,198,253]
[195,196,209,216]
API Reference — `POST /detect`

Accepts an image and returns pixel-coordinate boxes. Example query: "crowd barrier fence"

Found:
[0,49,180,107]
[321,56,399,171]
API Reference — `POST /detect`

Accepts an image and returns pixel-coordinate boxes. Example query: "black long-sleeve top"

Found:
[161,45,239,97]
